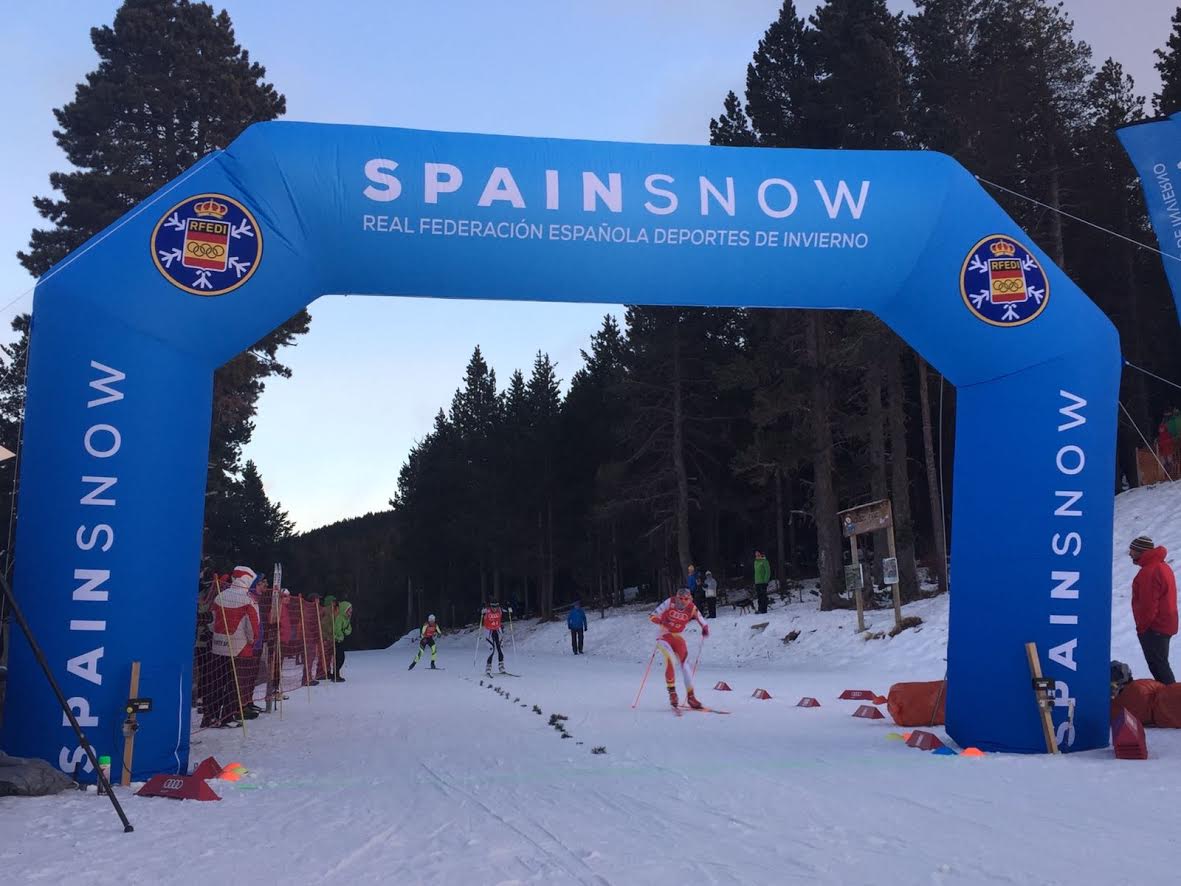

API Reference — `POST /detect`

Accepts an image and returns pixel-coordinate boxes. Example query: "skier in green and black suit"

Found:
[409,614,443,670]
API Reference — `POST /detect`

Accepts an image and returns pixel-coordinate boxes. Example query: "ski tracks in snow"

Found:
[419,760,612,886]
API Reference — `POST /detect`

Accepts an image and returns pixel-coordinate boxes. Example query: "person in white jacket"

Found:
[205,566,260,727]
[702,570,719,619]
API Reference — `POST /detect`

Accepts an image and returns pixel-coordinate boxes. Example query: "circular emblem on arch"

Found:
[959,234,1049,327]
[151,194,262,296]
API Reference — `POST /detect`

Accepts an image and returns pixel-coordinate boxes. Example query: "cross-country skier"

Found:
[482,601,510,675]
[409,614,443,670]
[650,587,709,710]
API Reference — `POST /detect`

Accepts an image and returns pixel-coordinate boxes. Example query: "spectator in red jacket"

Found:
[1158,424,1175,476]
[1129,535,1178,685]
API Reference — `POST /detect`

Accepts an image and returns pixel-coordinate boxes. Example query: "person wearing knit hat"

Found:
[206,566,261,727]
[1129,535,1178,685]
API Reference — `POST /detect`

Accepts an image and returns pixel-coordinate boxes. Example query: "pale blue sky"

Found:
[0,1,1170,530]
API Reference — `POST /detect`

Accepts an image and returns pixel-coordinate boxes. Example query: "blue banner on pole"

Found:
[1118,115,1181,318]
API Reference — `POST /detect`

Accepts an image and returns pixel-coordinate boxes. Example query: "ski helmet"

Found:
[674,587,692,609]
[428,614,436,623]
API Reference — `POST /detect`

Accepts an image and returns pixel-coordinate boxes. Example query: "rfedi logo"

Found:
[151,194,263,296]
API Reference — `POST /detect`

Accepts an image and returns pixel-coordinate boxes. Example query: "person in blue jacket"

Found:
[567,600,588,655]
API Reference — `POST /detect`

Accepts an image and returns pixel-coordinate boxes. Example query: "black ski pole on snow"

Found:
[0,571,133,832]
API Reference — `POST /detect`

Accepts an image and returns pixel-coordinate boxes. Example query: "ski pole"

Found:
[508,607,516,655]
[631,645,658,709]
[472,616,483,669]
[691,630,705,678]
[929,668,948,727]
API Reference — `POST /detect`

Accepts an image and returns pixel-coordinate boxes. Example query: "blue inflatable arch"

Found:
[3,123,1119,776]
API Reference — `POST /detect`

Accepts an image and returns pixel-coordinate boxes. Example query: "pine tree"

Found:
[19,0,286,274]
[0,315,30,572]
[1155,6,1181,115]
[725,310,811,584]
[743,1,809,145]
[17,0,309,562]
[0,315,30,446]
[912,0,1093,265]
[907,0,983,155]
[526,352,562,618]
[709,92,759,147]
[447,346,502,598]
[499,368,535,610]
[206,459,292,567]
[802,0,913,607]
[562,315,628,604]
[236,460,294,563]
[803,0,911,149]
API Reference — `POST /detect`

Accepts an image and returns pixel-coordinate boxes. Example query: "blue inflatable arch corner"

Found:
[2,123,1119,776]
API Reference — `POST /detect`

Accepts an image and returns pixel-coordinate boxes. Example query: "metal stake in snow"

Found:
[0,571,133,832]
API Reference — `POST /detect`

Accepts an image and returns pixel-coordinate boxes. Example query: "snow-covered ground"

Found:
[2,482,1180,884]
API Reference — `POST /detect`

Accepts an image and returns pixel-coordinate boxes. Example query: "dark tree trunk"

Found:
[671,322,692,575]
[806,314,843,610]
[546,497,555,616]
[886,344,919,601]
[866,359,889,592]
[775,465,786,585]
[917,356,949,595]
[786,475,797,577]
[867,362,889,502]
[1046,146,1066,268]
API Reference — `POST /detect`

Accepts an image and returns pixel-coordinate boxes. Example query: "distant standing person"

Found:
[1130,535,1178,685]
[320,595,337,680]
[333,599,353,682]
[754,550,770,614]
[567,600,588,654]
[702,570,718,619]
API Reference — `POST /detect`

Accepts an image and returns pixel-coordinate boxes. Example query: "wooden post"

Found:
[228,649,247,737]
[120,660,141,786]
[316,600,329,687]
[299,597,311,702]
[277,595,285,721]
[1025,641,1060,754]
[850,535,865,632]
[886,501,902,629]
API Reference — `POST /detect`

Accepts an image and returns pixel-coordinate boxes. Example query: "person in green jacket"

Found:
[332,600,353,681]
[320,596,353,682]
[754,550,771,614]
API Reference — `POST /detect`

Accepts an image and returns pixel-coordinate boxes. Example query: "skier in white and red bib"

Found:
[650,587,709,710]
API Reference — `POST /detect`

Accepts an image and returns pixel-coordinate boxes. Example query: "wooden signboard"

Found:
[837,500,902,630]
[838,500,893,538]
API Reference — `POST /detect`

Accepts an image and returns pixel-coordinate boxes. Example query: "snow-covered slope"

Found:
[2,483,1179,886]
[457,479,1181,681]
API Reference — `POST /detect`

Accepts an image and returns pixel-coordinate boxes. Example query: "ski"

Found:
[487,671,520,678]
[677,705,730,715]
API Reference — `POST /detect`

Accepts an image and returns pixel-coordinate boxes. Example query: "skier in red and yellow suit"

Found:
[650,588,709,709]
